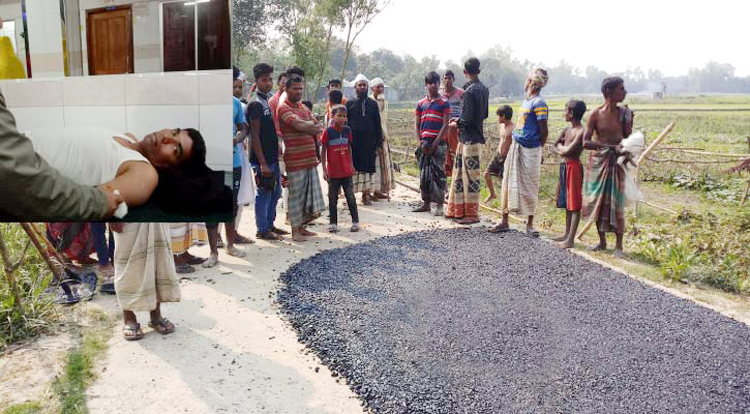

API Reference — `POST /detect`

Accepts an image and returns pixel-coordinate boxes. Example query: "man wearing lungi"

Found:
[370,77,395,200]
[278,75,326,242]
[582,76,633,258]
[346,74,383,206]
[492,68,549,236]
[445,58,489,225]
[441,70,463,177]
[413,71,451,216]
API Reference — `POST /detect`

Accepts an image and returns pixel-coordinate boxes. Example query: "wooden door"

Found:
[86,7,133,75]
[162,2,195,72]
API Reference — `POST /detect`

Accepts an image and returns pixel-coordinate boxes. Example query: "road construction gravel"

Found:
[278,228,750,413]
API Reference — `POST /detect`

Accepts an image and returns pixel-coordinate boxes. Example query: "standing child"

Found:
[552,99,586,248]
[321,105,360,232]
[484,105,514,203]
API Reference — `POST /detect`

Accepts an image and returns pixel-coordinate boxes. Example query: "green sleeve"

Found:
[0,90,107,220]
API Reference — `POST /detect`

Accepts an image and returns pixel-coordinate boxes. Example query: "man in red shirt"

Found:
[321,105,359,233]
[277,75,325,242]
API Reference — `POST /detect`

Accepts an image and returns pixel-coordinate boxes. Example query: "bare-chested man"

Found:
[582,76,634,258]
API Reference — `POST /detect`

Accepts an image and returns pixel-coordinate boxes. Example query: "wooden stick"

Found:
[0,232,25,317]
[741,180,750,206]
[637,119,677,165]
[478,203,526,224]
[638,200,678,215]
[665,149,748,159]
[20,223,63,280]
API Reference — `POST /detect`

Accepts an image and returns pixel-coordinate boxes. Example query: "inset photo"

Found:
[0,0,233,222]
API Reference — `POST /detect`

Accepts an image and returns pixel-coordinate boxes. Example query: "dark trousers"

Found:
[328,176,359,225]
[91,223,114,266]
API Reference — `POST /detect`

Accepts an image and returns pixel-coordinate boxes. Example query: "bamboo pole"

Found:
[637,118,677,165]
[639,201,678,215]
[742,136,750,206]
[666,149,748,159]
[20,223,63,280]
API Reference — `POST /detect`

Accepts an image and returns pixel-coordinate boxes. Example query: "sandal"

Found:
[186,256,206,265]
[233,235,255,244]
[526,228,540,238]
[123,323,144,341]
[149,318,175,335]
[176,263,195,274]
[489,225,511,233]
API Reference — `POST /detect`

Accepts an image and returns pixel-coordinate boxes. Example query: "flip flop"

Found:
[489,225,511,233]
[149,318,175,335]
[186,256,206,265]
[176,263,195,274]
[233,235,255,244]
[123,323,143,341]
[526,228,540,238]
[100,282,116,295]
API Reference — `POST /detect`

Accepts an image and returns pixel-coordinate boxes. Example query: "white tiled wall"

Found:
[0,70,232,171]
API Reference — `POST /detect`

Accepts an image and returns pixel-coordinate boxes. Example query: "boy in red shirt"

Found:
[321,105,360,233]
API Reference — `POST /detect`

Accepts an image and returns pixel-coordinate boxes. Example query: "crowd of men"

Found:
[105,57,636,340]
[232,57,636,258]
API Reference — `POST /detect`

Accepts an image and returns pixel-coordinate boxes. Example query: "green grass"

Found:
[3,402,42,414]
[52,310,114,414]
[0,224,58,349]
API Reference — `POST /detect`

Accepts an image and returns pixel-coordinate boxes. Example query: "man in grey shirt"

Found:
[0,89,123,220]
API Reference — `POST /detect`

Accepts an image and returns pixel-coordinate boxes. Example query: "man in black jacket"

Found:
[445,57,489,224]
[346,74,383,206]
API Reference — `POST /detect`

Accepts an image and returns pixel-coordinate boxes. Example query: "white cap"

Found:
[353,73,369,85]
[370,77,385,87]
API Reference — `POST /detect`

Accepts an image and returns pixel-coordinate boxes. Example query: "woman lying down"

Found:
[26,126,209,340]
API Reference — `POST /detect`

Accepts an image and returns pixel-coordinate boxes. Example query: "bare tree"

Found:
[339,0,391,81]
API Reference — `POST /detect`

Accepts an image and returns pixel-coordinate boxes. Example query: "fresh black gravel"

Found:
[278,228,750,413]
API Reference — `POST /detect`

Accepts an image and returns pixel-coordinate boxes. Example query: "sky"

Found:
[343,0,750,77]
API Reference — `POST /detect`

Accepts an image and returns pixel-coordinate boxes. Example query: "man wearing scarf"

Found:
[346,74,383,206]
[492,68,549,236]
[445,58,489,224]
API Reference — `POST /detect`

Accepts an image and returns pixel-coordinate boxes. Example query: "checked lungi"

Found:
[287,167,325,229]
[113,223,180,312]
[583,148,626,233]
[446,142,482,218]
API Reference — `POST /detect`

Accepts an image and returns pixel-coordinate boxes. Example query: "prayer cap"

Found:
[370,77,385,87]
[353,73,369,85]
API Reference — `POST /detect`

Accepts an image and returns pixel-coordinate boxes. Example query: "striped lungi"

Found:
[583,148,626,233]
[446,142,482,218]
[501,140,542,216]
[374,141,395,194]
[287,167,325,229]
[113,223,180,312]
[169,223,207,255]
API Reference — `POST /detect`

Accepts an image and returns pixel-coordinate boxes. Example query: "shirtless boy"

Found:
[552,100,586,248]
[484,105,514,203]
[582,77,634,257]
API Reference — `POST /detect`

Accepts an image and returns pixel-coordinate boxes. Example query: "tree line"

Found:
[233,0,750,102]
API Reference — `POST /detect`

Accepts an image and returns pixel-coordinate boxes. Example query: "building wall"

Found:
[25,0,66,78]
[0,1,25,70]
[0,69,232,171]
